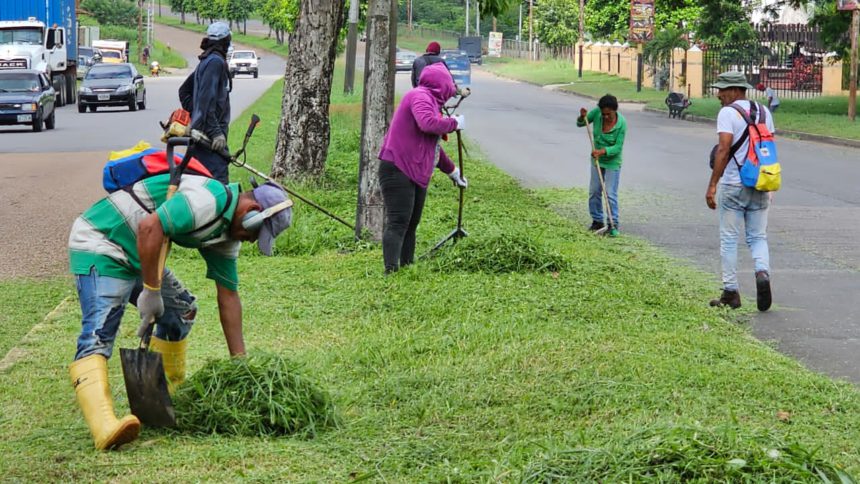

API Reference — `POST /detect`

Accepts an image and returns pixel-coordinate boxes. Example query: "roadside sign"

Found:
[838,0,858,10]
[629,0,655,43]
[488,31,503,58]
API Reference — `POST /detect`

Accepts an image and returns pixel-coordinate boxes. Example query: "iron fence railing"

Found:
[703,42,824,99]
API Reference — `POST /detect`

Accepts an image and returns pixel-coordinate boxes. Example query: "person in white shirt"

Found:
[706,72,774,312]
[756,83,780,112]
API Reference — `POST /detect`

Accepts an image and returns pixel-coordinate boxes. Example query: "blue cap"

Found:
[206,22,231,41]
[252,182,292,256]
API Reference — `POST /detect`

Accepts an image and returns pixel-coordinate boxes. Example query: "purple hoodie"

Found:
[378,62,458,188]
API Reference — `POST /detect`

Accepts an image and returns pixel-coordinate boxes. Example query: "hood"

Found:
[0,92,39,104]
[0,45,41,67]
[418,63,456,105]
[82,78,132,89]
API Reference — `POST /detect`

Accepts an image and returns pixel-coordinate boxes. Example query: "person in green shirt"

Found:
[576,94,627,236]
[67,172,292,450]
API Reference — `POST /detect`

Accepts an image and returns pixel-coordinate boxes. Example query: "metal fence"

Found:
[703,24,825,99]
[703,42,824,99]
[501,39,575,61]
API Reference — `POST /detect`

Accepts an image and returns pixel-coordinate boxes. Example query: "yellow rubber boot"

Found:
[149,336,188,394]
[69,354,140,450]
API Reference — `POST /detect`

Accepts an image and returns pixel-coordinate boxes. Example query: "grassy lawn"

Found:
[397,29,459,54]
[1,65,859,480]
[484,57,860,141]
[156,15,289,58]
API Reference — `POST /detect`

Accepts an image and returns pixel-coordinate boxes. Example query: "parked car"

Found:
[0,69,56,132]
[77,46,98,80]
[229,50,260,78]
[440,50,471,87]
[395,50,417,71]
[77,63,146,112]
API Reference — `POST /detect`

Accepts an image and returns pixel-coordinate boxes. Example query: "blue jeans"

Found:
[589,164,620,227]
[718,184,770,291]
[74,267,198,361]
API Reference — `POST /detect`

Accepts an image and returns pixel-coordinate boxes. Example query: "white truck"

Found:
[0,0,78,107]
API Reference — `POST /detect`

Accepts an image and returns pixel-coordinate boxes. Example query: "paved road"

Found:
[0,24,285,279]
[420,68,860,383]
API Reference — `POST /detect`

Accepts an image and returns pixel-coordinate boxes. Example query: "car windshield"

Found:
[86,66,132,79]
[100,51,122,60]
[0,28,43,45]
[443,56,469,69]
[0,74,40,92]
[233,52,255,59]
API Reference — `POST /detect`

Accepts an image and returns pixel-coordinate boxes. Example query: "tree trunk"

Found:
[493,16,496,32]
[271,0,346,180]
[355,0,397,240]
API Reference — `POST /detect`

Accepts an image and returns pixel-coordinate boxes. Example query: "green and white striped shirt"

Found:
[69,174,242,290]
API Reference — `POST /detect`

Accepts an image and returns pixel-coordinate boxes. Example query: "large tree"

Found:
[271,0,345,180]
[534,0,579,47]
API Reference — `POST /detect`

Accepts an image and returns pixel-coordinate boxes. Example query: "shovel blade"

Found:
[120,348,176,428]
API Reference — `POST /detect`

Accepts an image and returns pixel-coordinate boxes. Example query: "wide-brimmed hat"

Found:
[252,182,292,256]
[711,71,753,90]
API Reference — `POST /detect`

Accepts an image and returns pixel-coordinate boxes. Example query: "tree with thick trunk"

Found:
[271,0,344,180]
[355,0,397,240]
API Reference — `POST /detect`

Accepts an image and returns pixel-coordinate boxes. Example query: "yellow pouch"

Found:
[755,163,781,192]
[109,141,152,161]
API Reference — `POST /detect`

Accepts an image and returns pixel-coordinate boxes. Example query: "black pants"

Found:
[188,146,229,183]
[379,161,427,273]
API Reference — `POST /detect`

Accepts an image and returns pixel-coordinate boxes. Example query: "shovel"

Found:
[120,136,195,428]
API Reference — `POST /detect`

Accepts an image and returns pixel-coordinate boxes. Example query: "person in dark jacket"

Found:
[411,41,445,88]
[379,63,468,273]
[179,22,232,183]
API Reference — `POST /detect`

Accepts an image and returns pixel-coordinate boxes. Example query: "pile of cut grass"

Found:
[520,424,856,483]
[431,229,570,274]
[173,352,339,438]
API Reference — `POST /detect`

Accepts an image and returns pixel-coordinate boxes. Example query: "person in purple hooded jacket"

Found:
[378,62,468,273]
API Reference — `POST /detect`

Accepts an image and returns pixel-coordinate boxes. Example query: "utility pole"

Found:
[158,0,162,17]
[476,1,480,36]
[528,0,533,60]
[344,0,360,94]
[518,3,522,41]
[578,0,584,77]
[850,8,859,121]
[137,0,144,64]
[408,0,413,30]
[466,0,470,36]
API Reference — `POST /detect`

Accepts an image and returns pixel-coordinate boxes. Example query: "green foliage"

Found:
[173,352,340,437]
[535,0,580,47]
[258,0,299,37]
[643,26,689,67]
[521,424,857,482]
[584,0,630,41]
[801,0,854,59]
[80,0,138,28]
[697,0,756,44]
[480,0,514,23]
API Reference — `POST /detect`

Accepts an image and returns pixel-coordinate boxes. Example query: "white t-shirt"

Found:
[716,100,775,185]
[765,87,780,107]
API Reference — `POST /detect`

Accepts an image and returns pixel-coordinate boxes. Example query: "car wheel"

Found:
[32,110,43,132]
[78,103,86,114]
[253,70,258,79]
[128,95,138,112]
[45,110,55,130]
[55,77,66,107]
[138,92,146,110]
[89,105,97,112]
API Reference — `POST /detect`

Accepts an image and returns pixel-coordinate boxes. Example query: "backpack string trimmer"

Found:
[425,88,471,257]
[182,114,356,232]
[583,114,614,236]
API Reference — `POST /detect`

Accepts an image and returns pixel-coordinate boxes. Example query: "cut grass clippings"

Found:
[173,352,339,438]
[0,63,859,481]
[483,57,860,142]
[430,229,570,274]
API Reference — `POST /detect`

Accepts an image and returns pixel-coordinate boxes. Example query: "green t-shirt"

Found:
[69,174,242,290]
[577,108,627,169]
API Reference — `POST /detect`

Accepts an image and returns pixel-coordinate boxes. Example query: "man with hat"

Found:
[67,172,291,450]
[706,71,774,312]
[179,21,233,182]
[411,41,445,88]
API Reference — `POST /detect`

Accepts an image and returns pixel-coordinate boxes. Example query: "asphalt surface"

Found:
[420,68,860,383]
[0,24,285,279]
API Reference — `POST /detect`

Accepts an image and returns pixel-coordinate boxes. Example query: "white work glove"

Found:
[452,114,465,131]
[211,133,228,153]
[448,167,468,189]
[136,286,164,337]
[190,128,209,142]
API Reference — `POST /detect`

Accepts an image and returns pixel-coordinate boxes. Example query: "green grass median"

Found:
[484,57,860,142]
[0,66,858,480]
[156,15,289,57]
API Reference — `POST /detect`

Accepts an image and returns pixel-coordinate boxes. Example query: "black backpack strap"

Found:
[188,184,233,236]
